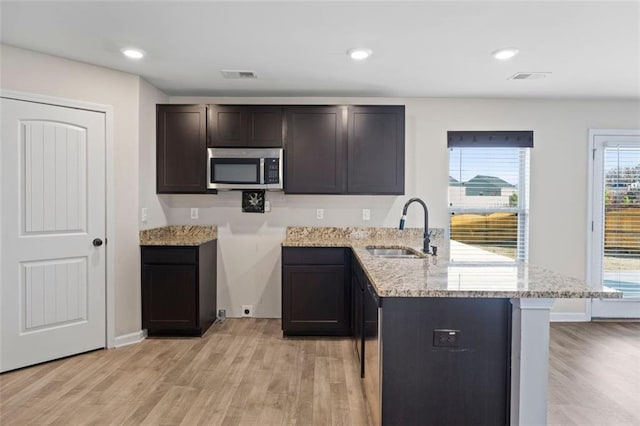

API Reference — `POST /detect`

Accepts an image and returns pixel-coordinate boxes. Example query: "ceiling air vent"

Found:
[508,72,551,80]
[221,70,258,79]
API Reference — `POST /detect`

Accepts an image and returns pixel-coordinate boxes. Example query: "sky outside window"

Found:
[449,147,520,185]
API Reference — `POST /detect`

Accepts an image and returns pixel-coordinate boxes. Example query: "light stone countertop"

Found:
[283,226,622,299]
[139,225,217,246]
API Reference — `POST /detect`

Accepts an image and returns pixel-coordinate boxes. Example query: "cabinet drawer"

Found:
[282,247,346,265]
[142,247,197,264]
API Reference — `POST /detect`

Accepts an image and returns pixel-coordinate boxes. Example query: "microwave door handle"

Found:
[259,158,265,184]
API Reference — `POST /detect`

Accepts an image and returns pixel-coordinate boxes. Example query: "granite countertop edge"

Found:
[282,227,622,300]
[139,225,218,246]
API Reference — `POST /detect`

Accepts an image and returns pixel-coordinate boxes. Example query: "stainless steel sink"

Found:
[366,247,423,258]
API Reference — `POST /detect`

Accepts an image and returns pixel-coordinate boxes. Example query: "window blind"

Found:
[602,146,640,297]
[448,131,532,263]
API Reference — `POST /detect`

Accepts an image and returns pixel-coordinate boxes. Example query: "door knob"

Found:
[92,238,103,247]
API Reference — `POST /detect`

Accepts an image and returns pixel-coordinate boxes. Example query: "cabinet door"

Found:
[284,106,347,194]
[209,105,283,148]
[347,106,405,194]
[282,265,350,335]
[157,104,207,193]
[209,105,246,147]
[246,106,283,147]
[142,264,197,330]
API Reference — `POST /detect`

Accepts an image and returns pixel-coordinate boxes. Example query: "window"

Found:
[448,131,532,262]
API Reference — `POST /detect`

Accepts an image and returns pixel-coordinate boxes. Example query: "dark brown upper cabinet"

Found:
[157,104,207,193]
[284,105,404,195]
[284,106,347,194]
[347,106,405,194]
[208,105,283,148]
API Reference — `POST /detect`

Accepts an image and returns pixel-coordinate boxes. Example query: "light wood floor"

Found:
[1,319,638,425]
[548,321,640,425]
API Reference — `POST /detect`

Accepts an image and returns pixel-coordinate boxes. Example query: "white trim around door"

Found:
[1,89,116,348]
[587,128,640,319]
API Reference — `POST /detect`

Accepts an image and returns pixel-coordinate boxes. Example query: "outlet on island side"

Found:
[241,305,253,318]
[190,208,199,219]
[433,329,461,347]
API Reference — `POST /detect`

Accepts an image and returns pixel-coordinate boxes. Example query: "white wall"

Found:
[138,78,169,230]
[156,96,640,318]
[0,45,143,336]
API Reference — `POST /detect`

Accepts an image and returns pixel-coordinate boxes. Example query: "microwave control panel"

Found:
[264,158,280,184]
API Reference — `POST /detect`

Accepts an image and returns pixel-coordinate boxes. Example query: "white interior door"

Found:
[1,97,106,372]
[590,130,640,318]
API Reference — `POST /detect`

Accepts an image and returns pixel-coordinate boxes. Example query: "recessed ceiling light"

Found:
[347,48,372,61]
[121,47,145,59]
[491,47,519,60]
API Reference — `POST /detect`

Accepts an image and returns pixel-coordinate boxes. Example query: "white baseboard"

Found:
[550,312,590,322]
[114,329,147,348]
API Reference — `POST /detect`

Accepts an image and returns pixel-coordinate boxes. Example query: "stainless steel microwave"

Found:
[207,148,283,190]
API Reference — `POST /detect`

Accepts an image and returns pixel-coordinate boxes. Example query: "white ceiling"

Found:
[1,1,639,99]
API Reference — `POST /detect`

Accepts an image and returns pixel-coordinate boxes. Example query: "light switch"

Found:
[141,207,148,223]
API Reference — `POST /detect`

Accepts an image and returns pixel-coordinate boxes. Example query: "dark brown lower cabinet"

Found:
[141,241,217,336]
[374,296,512,425]
[281,247,351,336]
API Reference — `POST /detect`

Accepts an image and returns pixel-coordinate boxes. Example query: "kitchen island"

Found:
[282,226,621,426]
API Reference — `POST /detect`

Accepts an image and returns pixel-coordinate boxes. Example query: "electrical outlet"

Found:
[316,208,324,220]
[190,208,199,219]
[218,309,226,322]
[141,207,148,223]
[241,305,253,317]
[433,329,461,347]
[264,200,271,212]
[362,208,371,221]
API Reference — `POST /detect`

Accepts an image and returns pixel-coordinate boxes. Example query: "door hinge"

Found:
[593,148,596,161]
[591,221,594,232]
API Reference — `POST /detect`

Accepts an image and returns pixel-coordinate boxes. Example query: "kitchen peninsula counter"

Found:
[282,226,621,425]
[282,226,620,300]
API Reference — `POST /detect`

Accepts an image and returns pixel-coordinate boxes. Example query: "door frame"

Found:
[1,89,116,348]
[587,128,640,319]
